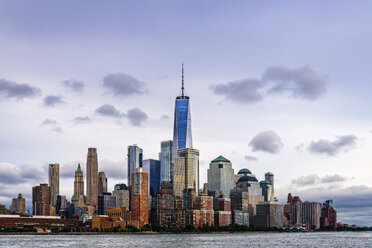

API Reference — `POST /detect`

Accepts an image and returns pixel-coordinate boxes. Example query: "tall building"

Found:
[320,200,337,229]
[172,64,193,163]
[32,184,51,216]
[98,171,107,195]
[207,155,234,197]
[173,148,199,197]
[56,195,67,217]
[159,140,173,182]
[142,159,161,196]
[130,167,149,227]
[290,196,302,227]
[112,184,130,209]
[71,164,85,208]
[127,145,143,187]
[86,148,98,207]
[301,201,321,229]
[255,201,284,228]
[10,193,25,215]
[98,192,117,215]
[48,163,59,207]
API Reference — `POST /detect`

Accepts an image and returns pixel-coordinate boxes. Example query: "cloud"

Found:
[0,78,40,99]
[211,65,327,104]
[124,108,148,127]
[62,79,85,92]
[0,162,47,184]
[43,95,65,107]
[307,135,358,156]
[100,159,127,180]
[160,114,170,120]
[244,155,258,161]
[74,116,91,123]
[60,162,82,178]
[40,118,63,133]
[95,104,121,118]
[103,73,148,97]
[263,65,327,100]
[291,174,348,186]
[211,79,263,104]
[249,130,283,154]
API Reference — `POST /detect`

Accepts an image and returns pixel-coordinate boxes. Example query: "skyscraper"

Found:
[98,171,107,195]
[10,193,25,215]
[173,148,199,197]
[32,183,51,216]
[127,144,143,187]
[172,64,193,162]
[142,159,161,196]
[207,155,234,197]
[130,167,149,227]
[71,163,85,208]
[48,163,59,207]
[159,140,173,182]
[86,148,98,207]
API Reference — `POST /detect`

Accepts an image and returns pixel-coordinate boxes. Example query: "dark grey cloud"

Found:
[95,104,121,118]
[308,135,358,156]
[263,65,327,100]
[103,73,148,97]
[0,78,40,99]
[249,130,283,154]
[74,116,91,123]
[125,108,148,127]
[211,65,327,104]
[60,162,82,178]
[160,114,170,120]
[100,159,127,180]
[43,95,65,107]
[291,174,348,186]
[0,162,46,184]
[62,79,85,92]
[40,119,63,133]
[211,79,263,104]
[244,155,258,161]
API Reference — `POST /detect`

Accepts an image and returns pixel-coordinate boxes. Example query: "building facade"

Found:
[32,184,51,216]
[10,194,25,215]
[142,159,161,196]
[71,164,85,208]
[130,167,149,227]
[98,192,117,215]
[174,148,199,197]
[48,163,59,207]
[112,186,130,209]
[207,156,234,197]
[301,201,321,229]
[86,148,98,207]
[127,145,143,187]
[98,171,107,195]
[159,140,173,183]
[255,201,284,228]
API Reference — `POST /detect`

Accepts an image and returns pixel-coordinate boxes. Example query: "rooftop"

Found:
[211,155,231,163]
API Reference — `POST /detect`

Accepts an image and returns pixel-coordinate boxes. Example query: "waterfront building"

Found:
[265,172,274,198]
[48,163,59,207]
[10,194,25,215]
[127,145,143,187]
[232,210,250,226]
[86,148,98,207]
[0,215,78,229]
[174,148,199,197]
[98,192,117,215]
[159,140,173,182]
[142,159,161,196]
[320,200,337,229]
[92,207,139,230]
[207,156,234,197]
[130,167,149,227]
[186,195,214,228]
[112,184,130,209]
[151,182,185,228]
[214,195,232,227]
[32,183,51,216]
[172,64,193,163]
[255,201,284,228]
[71,164,85,208]
[301,201,321,229]
[98,171,108,195]
[290,195,302,227]
[0,204,10,214]
[56,195,67,216]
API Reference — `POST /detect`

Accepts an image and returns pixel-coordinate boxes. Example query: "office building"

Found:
[10,194,25,215]
[159,140,173,182]
[86,148,98,207]
[130,167,149,227]
[98,171,107,195]
[48,163,59,207]
[142,159,161,196]
[174,148,199,197]
[301,201,321,229]
[172,64,193,162]
[320,200,337,229]
[127,145,143,187]
[32,183,51,216]
[207,155,234,197]
[255,201,284,228]
[71,164,85,208]
[112,184,130,209]
[98,192,117,215]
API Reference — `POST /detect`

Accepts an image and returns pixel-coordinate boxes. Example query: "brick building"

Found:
[130,167,149,227]
[32,183,51,216]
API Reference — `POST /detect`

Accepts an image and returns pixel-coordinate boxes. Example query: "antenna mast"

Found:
[181,63,184,97]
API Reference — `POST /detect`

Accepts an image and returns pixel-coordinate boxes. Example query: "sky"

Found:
[0,0,372,226]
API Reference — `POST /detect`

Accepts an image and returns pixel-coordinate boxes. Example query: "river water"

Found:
[0,232,371,247]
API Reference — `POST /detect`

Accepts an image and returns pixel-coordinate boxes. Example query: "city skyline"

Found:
[0,1,372,227]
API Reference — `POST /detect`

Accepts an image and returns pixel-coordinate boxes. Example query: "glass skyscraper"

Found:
[127,144,143,188]
[172,64,193,163]
[142,159,161,196]
[159,140,173,182]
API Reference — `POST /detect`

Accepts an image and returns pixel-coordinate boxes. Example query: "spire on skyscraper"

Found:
[181,63,184,97]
